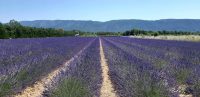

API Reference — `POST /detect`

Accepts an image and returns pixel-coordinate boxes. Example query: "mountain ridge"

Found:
[20,19,200,32]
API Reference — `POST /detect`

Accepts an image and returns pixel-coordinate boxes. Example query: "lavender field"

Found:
[0,37,200,97]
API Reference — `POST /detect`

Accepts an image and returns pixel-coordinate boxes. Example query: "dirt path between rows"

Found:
[14,40,94,97]
[99,39,118,97]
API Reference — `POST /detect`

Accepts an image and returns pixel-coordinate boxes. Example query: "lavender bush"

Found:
[102,37,200,97]
[49,38,102,97]
[0,37,94,96]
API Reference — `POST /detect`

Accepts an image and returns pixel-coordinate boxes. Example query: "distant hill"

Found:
[20,19,200,32]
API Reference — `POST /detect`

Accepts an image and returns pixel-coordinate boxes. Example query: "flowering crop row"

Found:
[102,37,200,97]
[49,38,102,97]
[0,36,199,97]
[0,37,94,96]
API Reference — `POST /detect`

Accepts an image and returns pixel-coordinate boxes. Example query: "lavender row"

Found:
[103,37,200,96]
[110,37,200,67]
[104,37,178,95]
[49,38,102,97]
[0,37,94,96]
[102,38,172,97]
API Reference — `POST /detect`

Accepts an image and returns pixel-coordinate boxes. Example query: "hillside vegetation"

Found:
[1,20,200,39]
[21,19,200,32]
[0,20,79,39]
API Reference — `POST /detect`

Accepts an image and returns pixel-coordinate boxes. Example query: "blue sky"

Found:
[0,0,200,23]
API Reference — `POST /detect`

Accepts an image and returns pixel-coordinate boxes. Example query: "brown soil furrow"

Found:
[99,38,117,97]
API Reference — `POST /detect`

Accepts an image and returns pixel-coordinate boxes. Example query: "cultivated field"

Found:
[131,35,200,42]
[0,37,200,97]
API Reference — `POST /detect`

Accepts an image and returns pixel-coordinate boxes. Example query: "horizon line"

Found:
[2,18,200,23]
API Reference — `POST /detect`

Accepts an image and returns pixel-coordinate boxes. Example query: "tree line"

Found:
[96,32,122,36]
[0,20,80,39]
[1,20,200,39]
[122,29,200,36]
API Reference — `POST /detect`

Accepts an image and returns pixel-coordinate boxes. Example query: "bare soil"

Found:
[99,39,117,97]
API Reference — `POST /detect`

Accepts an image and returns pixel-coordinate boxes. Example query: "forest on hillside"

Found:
[1,20,200,39]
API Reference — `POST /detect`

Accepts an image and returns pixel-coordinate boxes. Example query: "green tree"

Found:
[8,20,22,28]
[0,23,8,39]
[15,26,23,38]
